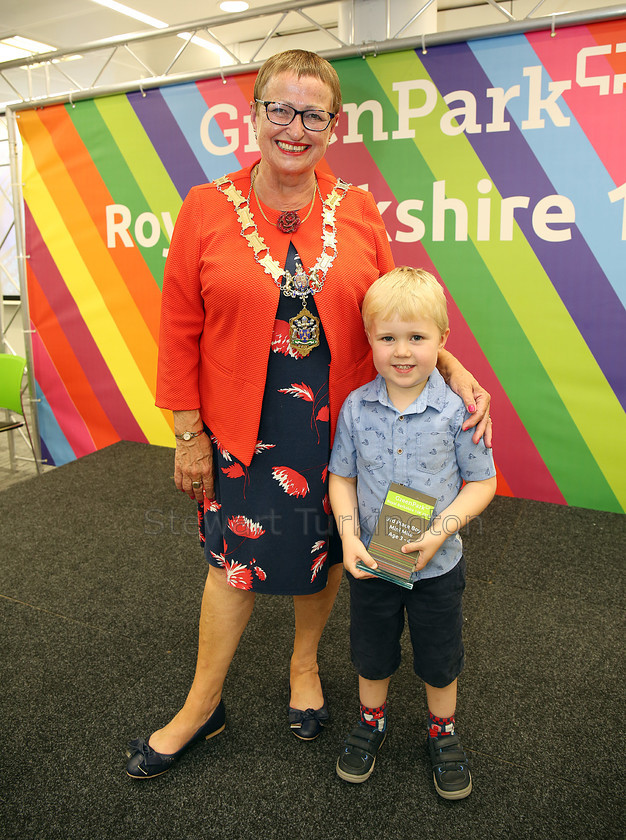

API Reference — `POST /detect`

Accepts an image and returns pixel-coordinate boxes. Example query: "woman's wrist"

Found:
[173,409,204,439]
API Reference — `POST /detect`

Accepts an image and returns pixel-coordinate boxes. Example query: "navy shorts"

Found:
[348,556,466,689]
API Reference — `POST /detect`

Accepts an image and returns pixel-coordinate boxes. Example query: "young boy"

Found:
[328,267,496,799]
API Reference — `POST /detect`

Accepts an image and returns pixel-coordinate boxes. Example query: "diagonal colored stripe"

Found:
[25,204,145,443]
[529,25,626,185]
[30,330,94,460]
[36,103,162,339]
[66,98,170,283]
[21,141,172,443]
[159,81,243,183]
[128,87,206,199]
[421,40,625,409]
[95,94,184,216]
[18,110,160,396]
[34,379,76,468]
[469,34,626,308]
[196,76,260,171]
[348,51,623,511]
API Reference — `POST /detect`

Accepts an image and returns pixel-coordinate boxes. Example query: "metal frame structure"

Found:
[1,0,625,472]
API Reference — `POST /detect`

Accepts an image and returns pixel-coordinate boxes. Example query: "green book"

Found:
[356,483,437,589]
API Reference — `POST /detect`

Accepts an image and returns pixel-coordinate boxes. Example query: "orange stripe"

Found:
[36,104,162,343]
[18,109,158,387]
[27,264,120,448]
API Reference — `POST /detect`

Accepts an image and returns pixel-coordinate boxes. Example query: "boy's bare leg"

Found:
[425,679,457,719]
[359,676,391,710]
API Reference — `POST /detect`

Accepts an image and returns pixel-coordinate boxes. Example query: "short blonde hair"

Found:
[253,49,342,115]
[362,267,449,336]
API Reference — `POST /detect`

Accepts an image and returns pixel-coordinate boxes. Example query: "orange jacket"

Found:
[156,162,394,465]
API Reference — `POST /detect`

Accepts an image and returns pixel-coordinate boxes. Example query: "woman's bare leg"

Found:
[290,563,343,710]
[148,566,255,755]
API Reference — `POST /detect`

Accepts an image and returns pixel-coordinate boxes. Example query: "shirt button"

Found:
[397,448,403,454]
[399,415,404,421]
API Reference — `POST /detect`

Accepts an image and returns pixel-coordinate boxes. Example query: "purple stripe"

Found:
[421,42,626,409]
[25,205,148,442]
[128,88,207,199]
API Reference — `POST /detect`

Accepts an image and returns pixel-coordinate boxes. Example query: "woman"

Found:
[126,49,490,779]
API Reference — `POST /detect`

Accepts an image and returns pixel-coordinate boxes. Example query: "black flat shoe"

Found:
[288,702,329,740]
[126,700,226,779]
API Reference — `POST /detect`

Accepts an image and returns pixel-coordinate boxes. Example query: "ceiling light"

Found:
[89,0,168,29]
[220,2,249,12]
[0,35,55,63]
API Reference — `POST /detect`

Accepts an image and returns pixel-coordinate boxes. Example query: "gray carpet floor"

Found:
[1,441,624,840]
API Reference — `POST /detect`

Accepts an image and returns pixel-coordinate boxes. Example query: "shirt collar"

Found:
[363,369,447,414]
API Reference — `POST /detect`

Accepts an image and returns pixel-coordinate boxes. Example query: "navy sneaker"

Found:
[336,724,386,783]
[428,732,472,799]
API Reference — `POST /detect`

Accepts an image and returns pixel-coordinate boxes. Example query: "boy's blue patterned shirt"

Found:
[329,369,496,580]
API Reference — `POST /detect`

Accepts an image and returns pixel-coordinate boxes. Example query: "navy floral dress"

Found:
[198,244,342,595]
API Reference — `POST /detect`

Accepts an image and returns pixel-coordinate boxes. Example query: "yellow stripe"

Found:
[22,142,172,444]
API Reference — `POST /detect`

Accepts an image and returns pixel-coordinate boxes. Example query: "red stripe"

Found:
[25,205,147,443]
[33,104,162,342]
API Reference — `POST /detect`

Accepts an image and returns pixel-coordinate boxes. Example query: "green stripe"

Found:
[95,96,182,219]
[336,55,622,512]
[67,98,172,287]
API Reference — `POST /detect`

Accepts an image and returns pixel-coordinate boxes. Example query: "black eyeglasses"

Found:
[255,100,336,132]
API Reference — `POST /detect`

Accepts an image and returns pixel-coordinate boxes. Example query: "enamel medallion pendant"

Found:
[289,307,320,356]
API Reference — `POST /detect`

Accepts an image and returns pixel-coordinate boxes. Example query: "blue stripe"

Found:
[35,383,77,467]
[160,82,242,182]
[469,34,626,308]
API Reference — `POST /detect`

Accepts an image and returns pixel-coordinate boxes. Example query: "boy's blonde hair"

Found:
[362,266,449,336]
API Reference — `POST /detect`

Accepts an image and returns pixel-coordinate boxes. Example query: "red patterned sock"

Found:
[360,701,387,732]
[428,711,455,739]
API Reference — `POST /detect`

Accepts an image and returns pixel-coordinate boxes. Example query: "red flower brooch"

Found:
[276,210,301,233]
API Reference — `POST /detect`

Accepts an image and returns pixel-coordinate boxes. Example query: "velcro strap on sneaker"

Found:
[345,727,382,755]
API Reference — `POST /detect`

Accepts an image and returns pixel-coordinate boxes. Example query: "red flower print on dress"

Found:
[323,493,332,515]
[272,466,310,498]
[271,320,303,359]
[221,442,275,499]
[210,551,226,566]
[278,382,314,402]
[228,515,266,539]
[310,540,328,582]
[224,560,253,590]
[278,382,329,443]
[204,497,222,512]
[254,441,276,455]
[222,463,245,479]
[316,405,329,422]
[210,434,232,462]
[254,565,267,581]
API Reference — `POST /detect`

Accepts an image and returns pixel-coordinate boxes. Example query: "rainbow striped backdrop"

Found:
[18,20,626,513]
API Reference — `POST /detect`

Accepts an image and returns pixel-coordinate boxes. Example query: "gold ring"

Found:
[192,480,202,488]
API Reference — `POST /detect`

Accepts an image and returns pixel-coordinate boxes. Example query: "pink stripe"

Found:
[528,25,626,185]
[30,330,97,458]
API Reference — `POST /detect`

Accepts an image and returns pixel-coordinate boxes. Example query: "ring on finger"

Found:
[191,480,202,489]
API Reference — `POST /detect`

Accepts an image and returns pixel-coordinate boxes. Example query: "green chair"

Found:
[0,353,42,474]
